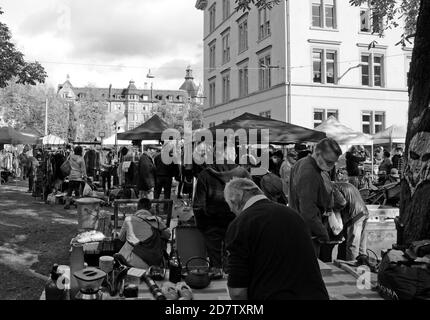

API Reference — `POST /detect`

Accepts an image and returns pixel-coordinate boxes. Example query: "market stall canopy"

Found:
[21,127,43,138]
[372,125,407,145]
[0,126,39,145]
[102,134,131,146]
[207,113,326,144]
[42,134,66,145]
[315,117,373,146]
[117,115,177,141]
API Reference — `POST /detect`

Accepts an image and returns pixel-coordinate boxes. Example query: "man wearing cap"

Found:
[385,168,401,185]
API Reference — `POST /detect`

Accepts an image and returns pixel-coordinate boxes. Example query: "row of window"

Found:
[209,109,382,133]
[209,1,381,40]
[313,108,385,134]
[112,103,152,112]
[128,113,151,122]
[209,6,270,69]
[312,0,382,33]
[312,48,411,87]
[208,52,272,107]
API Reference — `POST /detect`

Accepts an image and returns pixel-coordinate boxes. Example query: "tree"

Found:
[0,7,47,88]
[237,0,430,244]
[45,88,69,140]
[151,101,205,134]
[76,87,110,142]
[0,82,69,139]
[185,103,204,130]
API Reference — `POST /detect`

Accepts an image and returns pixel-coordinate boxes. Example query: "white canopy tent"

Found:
[42,134,66,146]
[315,117,373,147]
[102,134,131,146]
[315,117,375,173]
[373,125,407,145]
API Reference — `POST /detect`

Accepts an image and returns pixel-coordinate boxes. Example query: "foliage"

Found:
[349,0,420,46]
[235,0,280,11]
[0,82,69,139]
[151,100,204,134]
[0,7,47,88]
[186,103,204,130]
[75,87,110,142]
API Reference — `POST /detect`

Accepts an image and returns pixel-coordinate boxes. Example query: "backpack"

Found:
[377,249,430,300]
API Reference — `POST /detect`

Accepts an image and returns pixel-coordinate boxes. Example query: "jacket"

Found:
[392,155,404,174]
[69,154,86,181]
[253,172,287,205]
[226,199,329,300]
[137,152,156,191]
[193,164,250,229]
[118,210,170,268]
[279,160,294,195]
[289,156,330,242]
[346,152,366,177]
[154,153,180,178]
[333,182,369,226]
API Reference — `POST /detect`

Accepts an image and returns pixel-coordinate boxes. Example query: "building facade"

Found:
[58,67,202,132]
[196,0,411,135]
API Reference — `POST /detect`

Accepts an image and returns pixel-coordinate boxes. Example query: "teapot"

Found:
[184,257,211,289]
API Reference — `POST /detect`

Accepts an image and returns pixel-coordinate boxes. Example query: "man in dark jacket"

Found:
[224,178,329,300]
[346,146,367,188]
[153,149,180,201]
[138,150,156,198]
[193,163,250,271]
[332,182,369,261]
[391,147,404,175]
[289,138,342,256]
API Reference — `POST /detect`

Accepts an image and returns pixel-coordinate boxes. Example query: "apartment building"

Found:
[58,67,201,131]
[195,0,411,135]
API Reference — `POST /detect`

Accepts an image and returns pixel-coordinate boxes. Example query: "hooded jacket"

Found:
[69,154,86,181]
[333,182,369,227]
[193,164,251,230]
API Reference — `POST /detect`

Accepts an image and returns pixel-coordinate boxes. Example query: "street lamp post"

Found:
[147,69,155,111]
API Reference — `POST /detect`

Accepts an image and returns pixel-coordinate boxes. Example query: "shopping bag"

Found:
[60,157,71,177]
[328,211,343,236]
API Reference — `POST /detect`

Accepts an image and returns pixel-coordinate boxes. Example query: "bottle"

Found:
[168,255,182,284]
[69,243,85,300]
[45,264,65,300]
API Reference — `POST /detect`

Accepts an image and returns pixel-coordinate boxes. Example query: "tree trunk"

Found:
[399,0,430,245]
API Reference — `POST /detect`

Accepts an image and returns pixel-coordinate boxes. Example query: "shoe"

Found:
[176,282,193,300]
[209,267,223,280]
[162,282,179,300]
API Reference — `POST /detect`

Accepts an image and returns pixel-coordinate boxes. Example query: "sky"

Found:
[0,0,204,90]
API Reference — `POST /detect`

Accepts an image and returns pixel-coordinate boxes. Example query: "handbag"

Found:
[129,217,165,267]
[60,156,71,177]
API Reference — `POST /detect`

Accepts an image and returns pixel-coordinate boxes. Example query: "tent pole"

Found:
[371,143,374,182]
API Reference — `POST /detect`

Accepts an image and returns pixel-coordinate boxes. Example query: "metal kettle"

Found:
[184,257,211,289]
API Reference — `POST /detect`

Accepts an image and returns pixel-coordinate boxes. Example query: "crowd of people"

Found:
[5,137,406,300]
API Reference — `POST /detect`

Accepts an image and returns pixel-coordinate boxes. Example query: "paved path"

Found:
[0,180,78,300]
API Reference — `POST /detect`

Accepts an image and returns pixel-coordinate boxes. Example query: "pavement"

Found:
[0,179,78,300]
